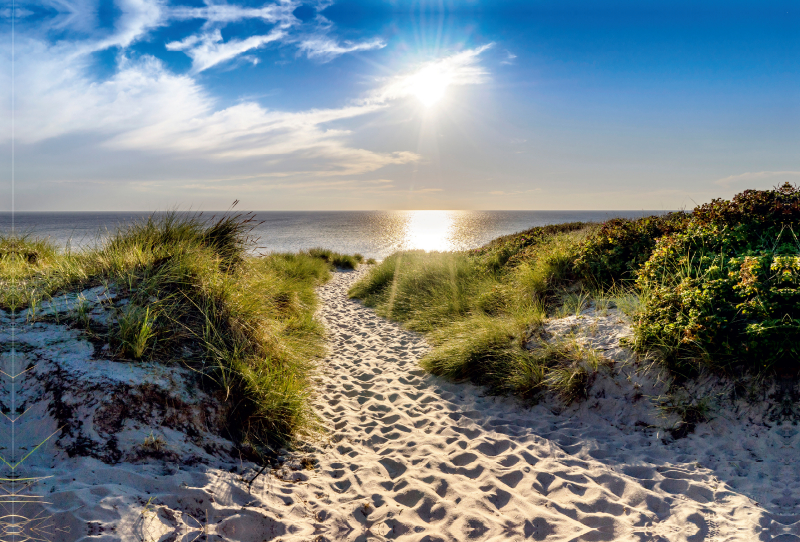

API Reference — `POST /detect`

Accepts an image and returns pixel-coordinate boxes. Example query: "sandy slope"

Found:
[284,268,794,541]
[3,270,799,541]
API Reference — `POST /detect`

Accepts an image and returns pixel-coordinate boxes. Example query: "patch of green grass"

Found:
[354,184,800,407]
[349,227,602,400]
[306,247,364,269]
[2,212,364,455]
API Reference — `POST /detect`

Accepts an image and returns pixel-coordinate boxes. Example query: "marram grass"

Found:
[1,213,363,456]
[351,184,800,404]
[349,225,601,402]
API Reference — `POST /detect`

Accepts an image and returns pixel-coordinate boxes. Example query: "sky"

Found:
[0,0,798,211]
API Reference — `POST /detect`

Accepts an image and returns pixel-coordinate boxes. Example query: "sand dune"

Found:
[284,268,794,541]
[4,269,799,541]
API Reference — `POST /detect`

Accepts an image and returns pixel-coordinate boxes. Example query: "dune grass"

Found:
[349,224,602,401]
[1,213,364,455]
[307,247,366,269]
[352,185,800,407]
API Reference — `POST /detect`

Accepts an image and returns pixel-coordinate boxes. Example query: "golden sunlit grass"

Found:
[349,223,598,400]
[0,214,363,455]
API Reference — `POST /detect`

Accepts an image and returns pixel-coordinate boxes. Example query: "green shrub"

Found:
[574,212,689,286]
[471,221,590,272]
[635,183,800,375]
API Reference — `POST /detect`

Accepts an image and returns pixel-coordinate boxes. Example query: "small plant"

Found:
[74,295,91,329]
[658,393,712,439]
[556,290,592,318]
[142,431,167,452]
[115,305,156,359]
[544,364,591,403]
[26,293,38,322]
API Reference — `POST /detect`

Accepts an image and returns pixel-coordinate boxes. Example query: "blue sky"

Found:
[1,0,797,210]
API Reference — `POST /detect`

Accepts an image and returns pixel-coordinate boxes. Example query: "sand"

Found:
[2,269,798,541]
[287,269,795,541]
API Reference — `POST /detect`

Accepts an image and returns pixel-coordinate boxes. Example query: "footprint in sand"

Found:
[273,268,777,542]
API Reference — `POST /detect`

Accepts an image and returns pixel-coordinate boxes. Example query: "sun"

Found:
[409,67,450,107]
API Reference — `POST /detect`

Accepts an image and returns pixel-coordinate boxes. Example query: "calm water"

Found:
[1,211,669,260]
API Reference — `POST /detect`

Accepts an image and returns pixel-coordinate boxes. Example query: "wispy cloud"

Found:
[0,6,34,18]
[2,39,419,181]
[298,37,386,61]
[715,170,800,187]
[166,29,286,73]
[168,2,298,27]
[0,3,496,206]
[374,44,494,103]
[165,0,385,70]
[23,0,386,71]
[500,50,517,65]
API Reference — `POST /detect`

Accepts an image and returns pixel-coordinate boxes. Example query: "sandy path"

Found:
[8,270,794,541]
[285,268,786,542]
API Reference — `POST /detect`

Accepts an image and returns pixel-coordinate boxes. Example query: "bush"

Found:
[635,183,800,375]
[471,222,590,272]
[574,212,689,286]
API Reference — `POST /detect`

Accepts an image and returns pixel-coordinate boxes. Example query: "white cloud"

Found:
[0,8,495,203]
[163,0,386,70]
[166,29,286,72]
[0,6,34,18]
[298,37,386,61]
[1,36,419,182]
[169,2,299,27]
[715,171,800,187]
[500,50,517,65]
[374,44,494,103]
[20,0,383,71]
[95,0,165,50]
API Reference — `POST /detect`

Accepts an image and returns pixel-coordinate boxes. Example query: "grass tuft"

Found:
[307,247,364,269]
[2,211,364,455]
[349,226,604,401]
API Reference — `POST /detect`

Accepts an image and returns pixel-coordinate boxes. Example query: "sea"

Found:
[0,210,670,260]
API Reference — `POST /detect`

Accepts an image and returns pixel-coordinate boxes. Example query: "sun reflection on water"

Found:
[401,210,458,252]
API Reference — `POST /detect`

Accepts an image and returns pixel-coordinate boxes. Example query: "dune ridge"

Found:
[287,267,794,541]
[4,268,799,541]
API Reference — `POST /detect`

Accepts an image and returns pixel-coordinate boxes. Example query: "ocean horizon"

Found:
[0,210,672,260]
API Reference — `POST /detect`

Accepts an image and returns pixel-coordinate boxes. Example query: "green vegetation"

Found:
[349,223,601,400]
[634,184,800,376]
[307,247,365,269]
[351,184,800,402]
[1,212,364,455]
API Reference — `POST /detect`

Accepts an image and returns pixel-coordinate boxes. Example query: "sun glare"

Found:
[404,210,455,251]
[409,67,450,107]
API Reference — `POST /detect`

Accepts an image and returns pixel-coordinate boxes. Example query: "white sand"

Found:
[3,270,798,541]
[286,269,795,541]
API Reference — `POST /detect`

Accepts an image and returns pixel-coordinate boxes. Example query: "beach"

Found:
[12,266,798,541]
